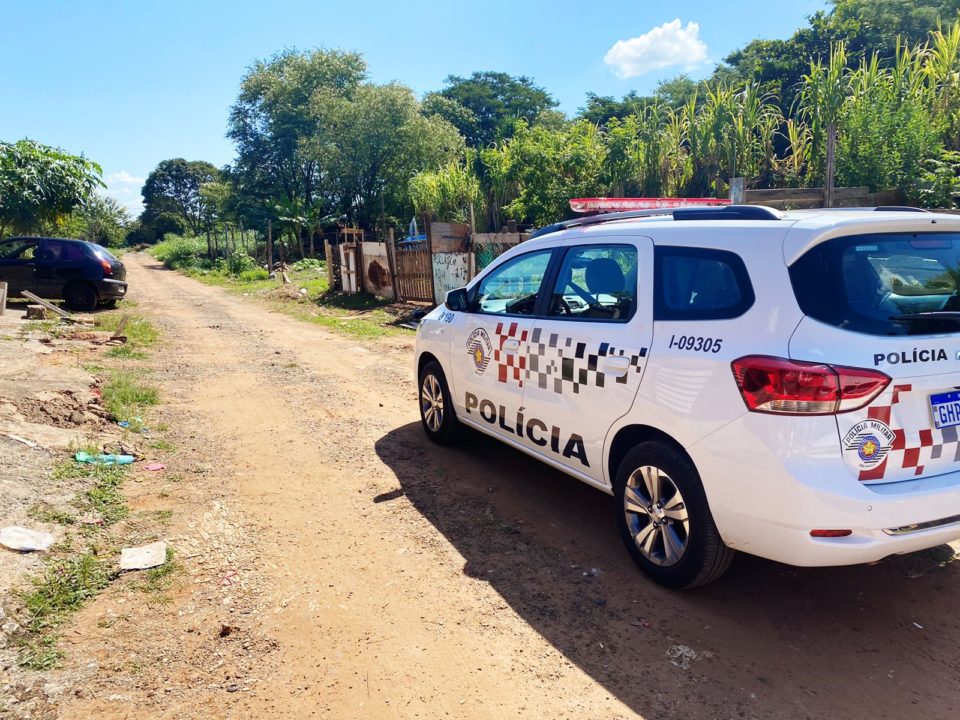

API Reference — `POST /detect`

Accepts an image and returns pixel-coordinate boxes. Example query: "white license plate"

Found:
[930,391,960,429]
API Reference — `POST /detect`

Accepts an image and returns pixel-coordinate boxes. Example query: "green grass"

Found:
[95,313,159,348]
[15,549,114,669]
[137,546,179,596]
[53,459,129,526]
[27,503,76,526]
[106,346,147,360]
[101,372,159,423]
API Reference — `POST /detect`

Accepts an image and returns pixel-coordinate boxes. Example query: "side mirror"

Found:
[445,287,469,312]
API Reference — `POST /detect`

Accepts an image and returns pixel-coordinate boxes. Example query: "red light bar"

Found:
[569,197,731,213]
[810,529,853,538]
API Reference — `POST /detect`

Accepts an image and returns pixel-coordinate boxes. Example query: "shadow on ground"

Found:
[375,421,960,720]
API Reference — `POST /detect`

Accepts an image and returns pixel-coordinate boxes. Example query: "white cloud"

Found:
[604,19,708,79]
[102,169,145,217]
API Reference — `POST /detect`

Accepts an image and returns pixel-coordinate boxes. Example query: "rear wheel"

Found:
[418,361,459,444]
[63,282,97,312]
[614,441,734,589]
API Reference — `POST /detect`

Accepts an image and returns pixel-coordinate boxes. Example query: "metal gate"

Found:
[393,238,434,303]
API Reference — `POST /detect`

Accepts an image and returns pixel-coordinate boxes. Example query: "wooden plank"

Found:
[110,315,129,340]
[429,222,469,253]
[21,291,71,319]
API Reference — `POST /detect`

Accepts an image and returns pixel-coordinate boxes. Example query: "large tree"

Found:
[227,48,367,236]
[0,139,104,238]
[428,71,557,147]
[141,158,220,235]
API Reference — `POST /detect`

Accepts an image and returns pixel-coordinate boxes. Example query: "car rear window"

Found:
[790,233,960,335]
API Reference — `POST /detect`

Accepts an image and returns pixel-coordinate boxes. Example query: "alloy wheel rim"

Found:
[623,465,690,566]
[420,374,444,432]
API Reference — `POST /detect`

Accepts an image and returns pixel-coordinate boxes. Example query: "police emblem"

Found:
[841,419,895,470]
[466,328,493,375]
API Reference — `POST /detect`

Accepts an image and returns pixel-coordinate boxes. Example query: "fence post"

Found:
[425,215,437,305]
[729,177,746,205]
[0,281,7,316]
[385,228,400,302]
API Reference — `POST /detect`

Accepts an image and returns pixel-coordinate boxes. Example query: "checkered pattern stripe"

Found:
[524,327,647,395]
[494,322,528,386]
[858,384,960,481]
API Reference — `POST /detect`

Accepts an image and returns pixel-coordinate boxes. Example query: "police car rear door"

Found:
[447,248,556,441]
[519,237,653,483]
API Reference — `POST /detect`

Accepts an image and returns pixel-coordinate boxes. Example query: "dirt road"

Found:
[61,253,960,720]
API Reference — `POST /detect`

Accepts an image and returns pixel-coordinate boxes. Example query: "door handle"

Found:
[600,356,631,377]
[502,338,521,352]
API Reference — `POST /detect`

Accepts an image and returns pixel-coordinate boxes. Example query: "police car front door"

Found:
[449,248,554,444]
[520,239,653,484]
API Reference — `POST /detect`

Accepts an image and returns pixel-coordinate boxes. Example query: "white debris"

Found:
[120,541,168,570]
[666,644,700,669]
[0,526,54,552]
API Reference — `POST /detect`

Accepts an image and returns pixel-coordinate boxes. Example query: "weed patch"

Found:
[102,372,159,423]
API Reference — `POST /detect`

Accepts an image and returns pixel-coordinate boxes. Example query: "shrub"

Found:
[238,268,269,282]
[150,234,206,270]
[292,258,324,271]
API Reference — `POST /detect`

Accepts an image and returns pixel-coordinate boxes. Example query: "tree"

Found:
[434,71,557,147]
[228,48,367,242]
[141,159,219,235]
[49,195,131,247]
[310,83,464,228]
[0,139,104,238]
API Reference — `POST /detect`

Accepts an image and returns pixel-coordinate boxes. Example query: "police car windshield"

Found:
[790,233,960,336]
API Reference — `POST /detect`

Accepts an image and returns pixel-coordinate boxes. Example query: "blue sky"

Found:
[1,0,828,216]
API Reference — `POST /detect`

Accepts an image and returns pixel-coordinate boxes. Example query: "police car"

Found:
[414,205,960,588]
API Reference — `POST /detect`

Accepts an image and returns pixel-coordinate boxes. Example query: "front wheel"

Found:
[614,441,734,589]
[418,361,459,445]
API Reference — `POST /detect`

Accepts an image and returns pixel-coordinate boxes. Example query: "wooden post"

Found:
[385,228,400,302]
[469,202,476,234]
[267,219,274,271]
[356,230,366,295]
[824,123,837,208]
[0,281,7,316]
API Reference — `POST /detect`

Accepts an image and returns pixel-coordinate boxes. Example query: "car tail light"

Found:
[99,258,112,276]
[731,356,890,415]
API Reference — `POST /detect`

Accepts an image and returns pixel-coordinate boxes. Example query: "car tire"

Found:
[418,360,459,445]
[63,282,98,312]
[614,441,734,589]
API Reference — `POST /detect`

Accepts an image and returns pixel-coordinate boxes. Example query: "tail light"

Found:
[99,258,113,276]
[731,355,890,415]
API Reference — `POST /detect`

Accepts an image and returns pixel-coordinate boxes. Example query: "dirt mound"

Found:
[15,391,104,428]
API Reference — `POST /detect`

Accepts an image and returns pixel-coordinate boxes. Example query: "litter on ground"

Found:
[0,526,55,553]
[120,541,168,570]
[75,451,136,465]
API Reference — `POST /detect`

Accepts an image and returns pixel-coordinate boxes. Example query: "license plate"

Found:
[930,391,960,429]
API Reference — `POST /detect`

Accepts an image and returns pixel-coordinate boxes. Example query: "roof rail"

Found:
[528,204,781,239]
[673,205,781,221]
[874,206,929,213]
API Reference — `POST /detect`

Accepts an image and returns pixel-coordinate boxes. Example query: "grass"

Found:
[27,503,76,526]
[106,346,147,360]
[136,546,179,596]
[95,313,159,348]
[53,458,129,526]
[15,550,114,669]
[101,372,159,424]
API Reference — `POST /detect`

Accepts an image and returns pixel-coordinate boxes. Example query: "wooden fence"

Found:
[744,186,904,210]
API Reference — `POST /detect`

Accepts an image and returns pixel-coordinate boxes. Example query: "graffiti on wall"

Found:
[432,252,469,304]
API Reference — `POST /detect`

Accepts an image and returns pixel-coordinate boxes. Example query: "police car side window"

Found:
[547,245,637,321]
[474,249,553,316]
[655,247,755,321]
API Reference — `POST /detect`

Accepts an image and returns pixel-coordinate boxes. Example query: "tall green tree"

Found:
[0,139,104,238]
[141,158,220,235]
[431,71,557,147]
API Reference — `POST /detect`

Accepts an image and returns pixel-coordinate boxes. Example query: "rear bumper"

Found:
[98,278,127,299]
[690,414,960,566]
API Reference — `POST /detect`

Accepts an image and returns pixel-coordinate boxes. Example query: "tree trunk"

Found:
[824,122,837,208]
[267,219,273,270]
[297,227,305,260]
[206,227,213,260]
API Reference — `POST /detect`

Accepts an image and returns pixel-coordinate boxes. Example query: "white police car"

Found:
[415,205,960,588]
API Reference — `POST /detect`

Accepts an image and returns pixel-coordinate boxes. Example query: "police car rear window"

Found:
[789,233,960,336]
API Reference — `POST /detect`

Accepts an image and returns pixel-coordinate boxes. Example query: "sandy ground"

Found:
[53,253,960,720]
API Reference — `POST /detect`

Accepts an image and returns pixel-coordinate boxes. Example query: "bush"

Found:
[150,234,206,270]
[225,251,258,275]
[292,258,324,271]
[238,268,269,282]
